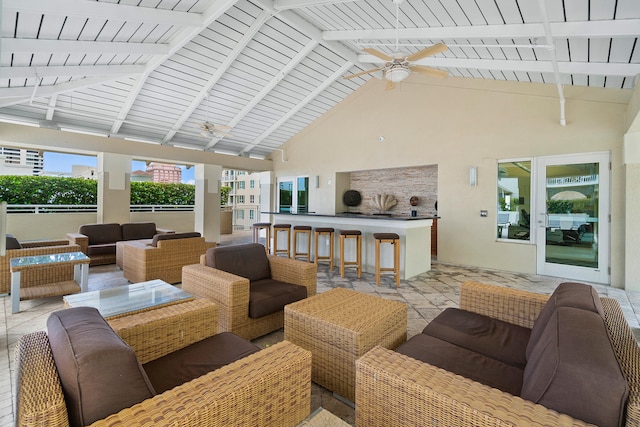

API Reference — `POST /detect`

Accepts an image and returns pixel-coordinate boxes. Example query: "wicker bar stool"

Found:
[273,224,292,258]
[251,222,271,253]
[339,229,362,278]
[374,233,400,287]
[293,225,313,262]
[314,227,335,270]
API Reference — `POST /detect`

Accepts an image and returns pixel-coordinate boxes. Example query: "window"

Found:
[250,195,255,204]
[497,160,531,241]
[250,180,255,188]
[278,176,309,213]
[237,195,245,204]
[250,210,254,220]
[236,210,245,220]
[238,181,245,190]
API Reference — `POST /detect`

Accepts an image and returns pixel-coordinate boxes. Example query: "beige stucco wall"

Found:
[272,75,631,287]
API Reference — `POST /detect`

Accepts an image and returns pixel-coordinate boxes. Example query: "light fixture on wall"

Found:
[469,166,478,186]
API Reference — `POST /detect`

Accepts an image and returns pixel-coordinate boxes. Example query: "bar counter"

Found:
[266,212,436,280]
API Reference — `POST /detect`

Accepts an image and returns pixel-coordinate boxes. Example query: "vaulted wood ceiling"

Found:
[0,0,638,159]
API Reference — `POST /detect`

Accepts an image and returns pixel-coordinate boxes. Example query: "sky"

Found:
[43,152,196,184]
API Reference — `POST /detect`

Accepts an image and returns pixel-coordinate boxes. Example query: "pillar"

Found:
[195,164,222,243]
[624,132,640,291]
[259,171,273,222]
[97,153,131,224]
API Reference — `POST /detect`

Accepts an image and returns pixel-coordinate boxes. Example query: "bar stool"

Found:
[293,225,312,262]
[373,233,400,287]
[314,227,335,270]
[273,224,292,258]
[251,222,271,253]
[339,230,362,278]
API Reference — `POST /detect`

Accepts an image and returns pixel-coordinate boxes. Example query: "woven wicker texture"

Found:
[182,253,317,340]
[0,243,81,295]
[355,281,639,427]
[285,288,407,401]
[122,237,216,284]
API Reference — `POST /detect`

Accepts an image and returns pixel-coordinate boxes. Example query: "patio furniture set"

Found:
[9,235,640,426]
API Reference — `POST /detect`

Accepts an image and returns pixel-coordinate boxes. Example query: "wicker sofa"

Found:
[355,281,640,427]
[182,243,317,340]
[15,301,313,427]
[1,235,81,295]
[67,222,173,266]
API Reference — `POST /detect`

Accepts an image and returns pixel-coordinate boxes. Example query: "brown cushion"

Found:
[206,243,271,282]
[143,332,261,393]
[79,223,122,245]
[522,307,628,427]
[422,308,531,368]
[151,231,201,247]
[87,243,116,256]
[395,333,524,396]
[527,282,604,359]
[249,279,308,318]
[121,222,157,240]
[47,307,155,427]
[5,234,21,249]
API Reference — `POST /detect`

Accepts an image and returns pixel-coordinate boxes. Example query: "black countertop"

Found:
[264,212,440,221]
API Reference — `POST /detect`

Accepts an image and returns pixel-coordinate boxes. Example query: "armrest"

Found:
[181,264,250,309]
[96,340,312,427]
[66,233,89,255]
[356,346,591,427]
[155,228,174,234]
[459,281,550,329]
[20,239,70,248]
[107,299,218,364]
[268,255,317,297]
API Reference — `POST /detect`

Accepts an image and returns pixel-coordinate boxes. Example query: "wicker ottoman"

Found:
[285,288,407,401]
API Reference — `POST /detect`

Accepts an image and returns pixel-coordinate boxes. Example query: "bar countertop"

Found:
[263,212,439,221]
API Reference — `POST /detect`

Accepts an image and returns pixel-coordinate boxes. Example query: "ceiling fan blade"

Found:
[385,80,395,91]
[214,124,232,132]
[406,43,448,62]
[343,67,384,79]
[410,65,448,79]
[363,47,393,62]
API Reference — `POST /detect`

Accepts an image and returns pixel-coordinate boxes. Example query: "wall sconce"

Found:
[313,175,319,188]
[469,166,478,186]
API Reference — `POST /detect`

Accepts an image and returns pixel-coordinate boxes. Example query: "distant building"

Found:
[71,165,97,179]
[131,170,153,182]
[0,147,43,176]
[146,162,181,183]
[222,169,261,230]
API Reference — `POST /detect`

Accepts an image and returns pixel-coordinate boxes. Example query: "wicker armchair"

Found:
[0,237,80,295]
[355,281,640,427]
[182,245,317,340]
[122,233,216,284]
[15,299,313,427]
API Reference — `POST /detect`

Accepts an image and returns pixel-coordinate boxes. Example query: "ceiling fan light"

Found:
[385,67,410,83]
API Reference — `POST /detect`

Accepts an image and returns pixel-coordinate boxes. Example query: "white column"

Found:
[624,131,640,291]
[97,153,131,224]
[259,171,273,222]
[195,164,222,243]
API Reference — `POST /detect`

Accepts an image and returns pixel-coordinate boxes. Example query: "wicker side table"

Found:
[285,288,407,402]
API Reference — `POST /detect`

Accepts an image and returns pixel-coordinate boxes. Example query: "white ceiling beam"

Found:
[110,0,240,135]
[205,38,318,150]
[240,61,353,154]
[0,65,144,79]
[3,39,169,55]
[45,95,57,121]
[162,9,273,144]
[324,19,640,41]
[4,0,202,27]
[358,54,640,77]
[274,0,359,11]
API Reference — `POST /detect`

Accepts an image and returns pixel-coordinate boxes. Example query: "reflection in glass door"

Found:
[277,177,309,214]
[535,153,609,284]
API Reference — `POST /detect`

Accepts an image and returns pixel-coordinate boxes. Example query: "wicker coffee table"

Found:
[285,288,407,402]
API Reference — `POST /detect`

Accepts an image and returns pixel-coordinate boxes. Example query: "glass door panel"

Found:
[278,180,293,213]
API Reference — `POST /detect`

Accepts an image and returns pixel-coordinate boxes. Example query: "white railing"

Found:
[6,204,196,213]
[129,205,195,212]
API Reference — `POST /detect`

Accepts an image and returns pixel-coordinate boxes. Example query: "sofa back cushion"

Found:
[47,307,156,427]
[121,222,157,241]
[79,223,122,245]
[5,234,21,249]
[205,243,271,282]
[527,282,604,359]
[522,307,628,427]
[151,231,201,247]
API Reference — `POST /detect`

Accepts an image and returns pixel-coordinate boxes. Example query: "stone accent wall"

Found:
[348,165,438,216]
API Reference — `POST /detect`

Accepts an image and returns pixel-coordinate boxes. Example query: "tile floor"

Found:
[3,232,640,426]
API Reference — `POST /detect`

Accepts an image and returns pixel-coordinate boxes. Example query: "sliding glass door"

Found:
[277,176,309,214]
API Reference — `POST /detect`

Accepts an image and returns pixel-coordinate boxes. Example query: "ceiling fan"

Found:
[199,95,233,138]
[343,0,449,89]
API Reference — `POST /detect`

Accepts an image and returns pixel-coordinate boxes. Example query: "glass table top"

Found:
[63,279,193,319]
[10,251,89,268]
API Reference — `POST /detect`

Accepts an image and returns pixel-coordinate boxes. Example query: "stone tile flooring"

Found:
[2,233,640,426]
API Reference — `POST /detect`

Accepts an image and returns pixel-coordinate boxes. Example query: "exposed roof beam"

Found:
[205,39,319,150]
[46,95,57,121]
[162,9,273,144]
[0,65,144,79]
[110,0,240,135]
[240,61,353,154]
[325,19,640,41]
[3,39,169,55]
[4,0,202,27]
[358,54,640,77]
[274,0,359,11]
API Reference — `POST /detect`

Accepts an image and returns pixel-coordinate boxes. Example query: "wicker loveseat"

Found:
[182,243,317,340]
[356,281,640,427]
[1,235,81,295]
[15,302,312,427]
